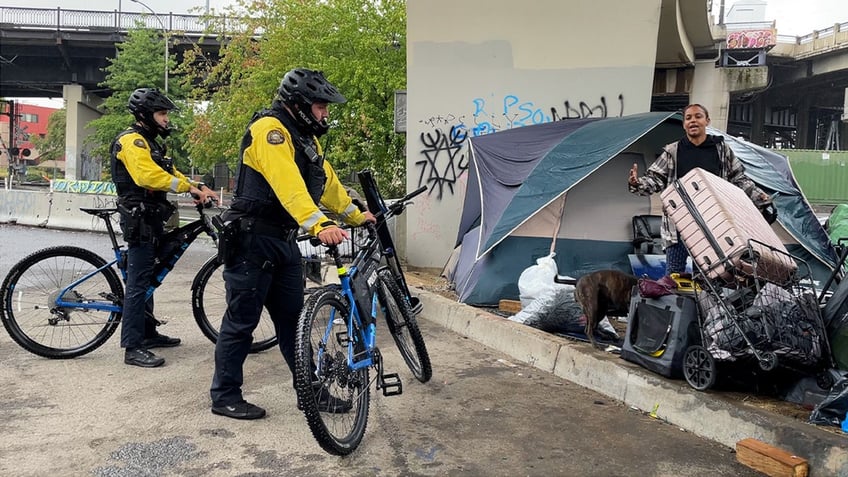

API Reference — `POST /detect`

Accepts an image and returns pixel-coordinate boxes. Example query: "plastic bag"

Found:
[518,253,572,308]
[809,375,848,427]
[510,287,579,331]
[509,287,618,340]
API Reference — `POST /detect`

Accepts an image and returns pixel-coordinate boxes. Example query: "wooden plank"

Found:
[498,299,522,314]
[736,438,808,477]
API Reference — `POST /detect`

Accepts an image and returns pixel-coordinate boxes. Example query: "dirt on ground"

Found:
[403,266,845,436]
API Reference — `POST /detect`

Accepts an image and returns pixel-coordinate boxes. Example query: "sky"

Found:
[8,0,848,108]
[713,0,847,36]
[5,0,844,35]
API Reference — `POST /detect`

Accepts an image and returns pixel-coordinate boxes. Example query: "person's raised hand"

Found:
[628,163,639,186]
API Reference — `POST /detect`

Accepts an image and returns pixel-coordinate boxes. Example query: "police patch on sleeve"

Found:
[267,130,286,145]
[133,138,147,149]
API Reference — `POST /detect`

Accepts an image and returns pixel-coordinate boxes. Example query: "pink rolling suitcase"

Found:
[660,167,796,284]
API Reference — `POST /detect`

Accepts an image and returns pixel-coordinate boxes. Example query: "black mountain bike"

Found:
[190,226,346,354]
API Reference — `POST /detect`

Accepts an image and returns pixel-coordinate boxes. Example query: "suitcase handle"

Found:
[672,179,729,265]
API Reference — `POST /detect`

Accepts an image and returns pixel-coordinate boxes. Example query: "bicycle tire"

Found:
[0,246,123,359]
[377,269,432,383]
[295,288,370,456]
[191,255,278,353]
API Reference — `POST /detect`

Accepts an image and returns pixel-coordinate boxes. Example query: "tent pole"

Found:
[550,194,567,255]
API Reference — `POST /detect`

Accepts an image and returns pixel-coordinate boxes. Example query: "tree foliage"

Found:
[30,109,66,162]
[186,0,407,195]
[87,26,195,178]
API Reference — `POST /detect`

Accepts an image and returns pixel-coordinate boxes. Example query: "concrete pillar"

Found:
[842,87,848,150]
[690,59,730,131]
[796,94,811,149]
[750,95,766,146]
[63,85,103,180]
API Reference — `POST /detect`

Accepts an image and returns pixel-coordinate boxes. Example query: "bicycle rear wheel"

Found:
[295,288,370,456]
[377,269,432,382]
[191,255,278,353]
[0,246,123,359]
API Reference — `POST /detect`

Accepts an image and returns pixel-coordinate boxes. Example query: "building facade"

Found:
[1,101,62,173]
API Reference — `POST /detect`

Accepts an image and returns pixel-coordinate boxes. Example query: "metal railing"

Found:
[0,5,247,34]
[776,21,848,45]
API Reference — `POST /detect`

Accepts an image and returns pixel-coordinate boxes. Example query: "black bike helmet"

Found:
[128,88,177,138]
[275,68,346,136]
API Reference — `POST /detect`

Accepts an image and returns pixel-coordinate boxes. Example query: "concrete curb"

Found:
[413,287,848,477]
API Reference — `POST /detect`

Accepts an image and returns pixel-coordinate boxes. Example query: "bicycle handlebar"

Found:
[370,185,427,224]
[297,185,428,248]
[191,195,218,210]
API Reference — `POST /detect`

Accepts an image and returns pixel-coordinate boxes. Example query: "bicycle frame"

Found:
[54,203,219,315]
[326,237,382,373]
[310,184,427,389]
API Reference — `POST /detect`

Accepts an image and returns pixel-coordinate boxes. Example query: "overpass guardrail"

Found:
[0,5,247,35]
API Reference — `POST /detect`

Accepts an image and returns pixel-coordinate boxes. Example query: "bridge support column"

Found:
[797,94,811,149]
[691,60,730,132]
[750,96,765,145]
[63,85,103,180]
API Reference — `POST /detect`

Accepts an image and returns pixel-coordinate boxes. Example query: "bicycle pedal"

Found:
[379,372,403,396]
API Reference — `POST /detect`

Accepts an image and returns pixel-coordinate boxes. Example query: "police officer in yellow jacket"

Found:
[210,69,375,420]
[111,88,218,368]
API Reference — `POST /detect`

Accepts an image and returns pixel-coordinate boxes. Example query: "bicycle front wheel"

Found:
[0,246,123,359]
[295,288,370,456]
[191,255,278,353]
[377,269,432,383]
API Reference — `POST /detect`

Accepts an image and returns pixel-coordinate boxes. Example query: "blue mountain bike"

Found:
[0,201,248,358]
[295,172,432,455]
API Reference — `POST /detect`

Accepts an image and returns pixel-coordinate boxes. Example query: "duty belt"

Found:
[240,218,298,241]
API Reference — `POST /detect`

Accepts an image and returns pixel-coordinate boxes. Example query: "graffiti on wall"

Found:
[416,125,469,200]
[416,93,625,198]
[79,147,102,181]
[1,190,37,215]
[550,94,625,120]
[53,179,117,195]
[470,94,553,134]
[726,30,775,49]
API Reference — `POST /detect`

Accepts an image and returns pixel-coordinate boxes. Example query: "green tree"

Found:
[30,108,66,163]
[186,0,407,195]
[87,26,195,179]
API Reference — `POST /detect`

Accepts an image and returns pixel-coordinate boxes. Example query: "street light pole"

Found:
[129,0,168,93]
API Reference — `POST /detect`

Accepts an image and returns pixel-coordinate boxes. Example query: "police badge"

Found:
[267,130,286,145]
[133,138,148,149]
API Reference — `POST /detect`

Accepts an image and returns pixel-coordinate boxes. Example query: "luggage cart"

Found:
[682,239,834,391]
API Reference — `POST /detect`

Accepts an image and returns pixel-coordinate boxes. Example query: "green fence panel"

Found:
[774,149,848,204]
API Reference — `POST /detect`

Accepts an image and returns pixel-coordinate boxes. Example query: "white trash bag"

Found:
[517,253,574,309]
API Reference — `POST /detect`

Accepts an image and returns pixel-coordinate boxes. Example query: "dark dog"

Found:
[574,270,637,348]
